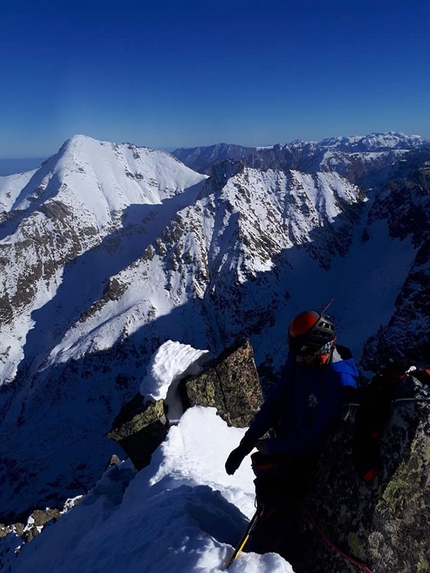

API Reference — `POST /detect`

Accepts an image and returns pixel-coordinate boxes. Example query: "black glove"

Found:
[225,443,253,476]
[225,446,247,475]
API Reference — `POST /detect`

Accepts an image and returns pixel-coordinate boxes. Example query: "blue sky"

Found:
[1,0,429,158]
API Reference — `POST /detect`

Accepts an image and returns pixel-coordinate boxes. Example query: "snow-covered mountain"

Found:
[0,135,207,382]
[172,132,430,184]
[0,132,429,527]
[312,131,427,152]
[172,143,257,175]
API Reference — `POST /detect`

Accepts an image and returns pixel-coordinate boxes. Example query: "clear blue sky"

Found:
[1,0,429,158]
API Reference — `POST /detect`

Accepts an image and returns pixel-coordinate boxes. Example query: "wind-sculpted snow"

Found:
[0,135,206,226]
[0,170,37,213]
[1,406,294,573]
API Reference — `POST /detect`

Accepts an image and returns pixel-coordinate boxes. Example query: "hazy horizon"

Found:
[2,0,429,159]
[0,0,430,158]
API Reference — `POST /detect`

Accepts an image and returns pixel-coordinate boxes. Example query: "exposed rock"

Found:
[41,200,72,220]
[107,394,169,471]
[109,454,121,466]
[180,337,263,427]
[294,373,430,573]
[0,521,24,539]
[0,496,82,548]
[172,144,256,174]
[107,338,264,471]
[360,158,430,372]
[22,508,62,543]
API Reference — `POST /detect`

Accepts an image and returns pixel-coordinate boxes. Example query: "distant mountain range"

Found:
[0,132,429,522]
[171,132,430,177]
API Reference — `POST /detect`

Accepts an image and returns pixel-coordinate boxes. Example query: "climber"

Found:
[225,309,358,559]
[353,358,430,483]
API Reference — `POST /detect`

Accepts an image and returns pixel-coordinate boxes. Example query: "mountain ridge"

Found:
[171,131,430,176]
[0,132,429,521]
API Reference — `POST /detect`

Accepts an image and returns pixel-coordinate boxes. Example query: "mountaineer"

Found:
[225,309,358,560]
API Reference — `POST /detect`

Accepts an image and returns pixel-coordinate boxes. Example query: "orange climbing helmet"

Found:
[288,310,336,357]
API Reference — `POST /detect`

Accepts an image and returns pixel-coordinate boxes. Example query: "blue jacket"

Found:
[242,345,358,457]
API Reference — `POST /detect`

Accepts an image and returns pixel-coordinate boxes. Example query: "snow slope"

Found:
[2,343,293,573]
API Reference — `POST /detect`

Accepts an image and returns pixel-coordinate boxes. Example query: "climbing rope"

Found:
[301,505,373,573]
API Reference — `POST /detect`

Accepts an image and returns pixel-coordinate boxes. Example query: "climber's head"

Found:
[288,310,336,367]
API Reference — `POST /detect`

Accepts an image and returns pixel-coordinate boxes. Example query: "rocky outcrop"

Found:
[294,372,430,573]
[107,395,169,471]
[107,337,263,470]
[180,336,263,427]
[0,497,82,548]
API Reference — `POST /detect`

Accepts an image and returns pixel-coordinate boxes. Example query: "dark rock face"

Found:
[294,374,430,573]
[107,395,169,471]
[180,337,263,428]
[361,157,430,371]
[362,241,430,372]
[22,508,62,543]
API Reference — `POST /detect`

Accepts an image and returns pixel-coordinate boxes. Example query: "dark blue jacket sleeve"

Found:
[240,381,287,452]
